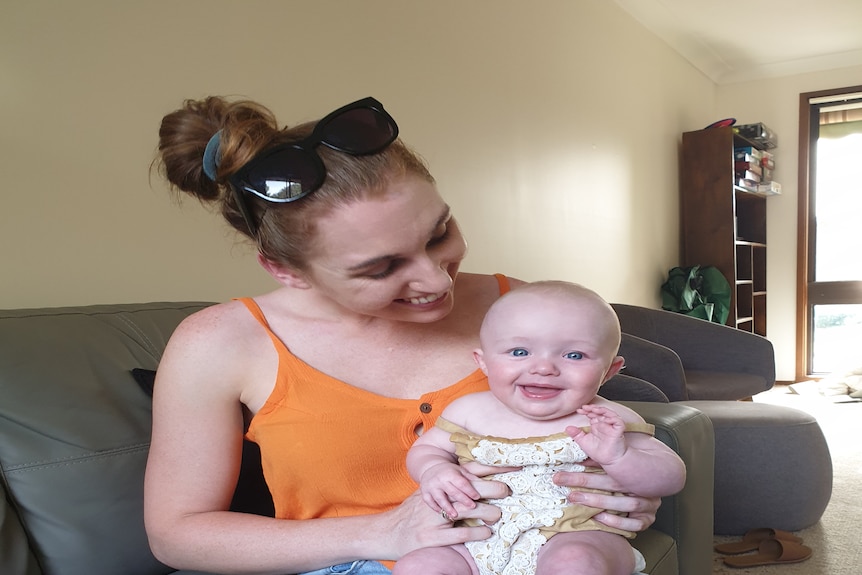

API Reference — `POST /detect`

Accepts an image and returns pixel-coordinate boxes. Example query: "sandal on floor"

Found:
[723,539,812,568]
[714,527,804,554]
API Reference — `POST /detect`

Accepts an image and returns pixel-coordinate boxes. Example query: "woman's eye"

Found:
[565,352,584,360]
[510,348,529,357]
[427,223,451,246]
[365,261,400,280]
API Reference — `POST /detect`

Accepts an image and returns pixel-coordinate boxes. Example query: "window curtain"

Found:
[820,106,862,139]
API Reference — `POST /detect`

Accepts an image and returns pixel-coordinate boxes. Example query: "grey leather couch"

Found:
[612,304,776,401]
[0,302,715,575]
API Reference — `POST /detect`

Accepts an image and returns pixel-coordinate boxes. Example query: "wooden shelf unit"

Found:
[680,126,768,336]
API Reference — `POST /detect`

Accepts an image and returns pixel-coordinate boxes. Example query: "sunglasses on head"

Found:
[228,96,399,235]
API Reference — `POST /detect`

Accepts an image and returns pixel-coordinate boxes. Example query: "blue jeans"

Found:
[299,560,391,575]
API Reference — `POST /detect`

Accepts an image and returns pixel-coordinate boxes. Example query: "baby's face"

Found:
[474,290,620,421]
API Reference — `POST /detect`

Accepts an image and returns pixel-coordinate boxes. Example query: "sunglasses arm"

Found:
[231,187,260,238]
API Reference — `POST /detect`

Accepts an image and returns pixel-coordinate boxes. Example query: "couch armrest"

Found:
[618,334,689,401]
[613,304,775,399]
[621,401,715,575]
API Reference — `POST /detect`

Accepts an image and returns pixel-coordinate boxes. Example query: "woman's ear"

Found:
[601,355,626,384]
[257,253,312,289]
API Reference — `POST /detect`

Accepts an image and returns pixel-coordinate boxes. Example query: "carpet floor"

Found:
[710,386,861,574]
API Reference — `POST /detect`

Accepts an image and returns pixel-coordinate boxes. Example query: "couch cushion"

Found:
[0,303,211,575]
[1,479,41,575]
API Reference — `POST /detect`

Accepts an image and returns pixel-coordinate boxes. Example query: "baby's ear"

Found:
[472,349,488,374]
[602,355,626,383]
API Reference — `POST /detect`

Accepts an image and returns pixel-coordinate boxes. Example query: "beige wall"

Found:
[715,67,862,381]
[9,0,845,381]
[1,0,713,311]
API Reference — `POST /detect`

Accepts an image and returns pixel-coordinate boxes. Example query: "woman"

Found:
[144,96,660,575]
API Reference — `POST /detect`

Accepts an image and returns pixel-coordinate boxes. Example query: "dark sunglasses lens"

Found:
[242,147,323,201]
[321,108,396,153]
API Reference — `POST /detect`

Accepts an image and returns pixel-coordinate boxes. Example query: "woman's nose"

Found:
[408,257,453,294]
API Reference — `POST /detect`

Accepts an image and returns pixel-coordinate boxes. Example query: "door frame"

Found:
[796,85,862,380]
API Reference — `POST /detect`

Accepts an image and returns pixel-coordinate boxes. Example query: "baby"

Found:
[393,281,686,575]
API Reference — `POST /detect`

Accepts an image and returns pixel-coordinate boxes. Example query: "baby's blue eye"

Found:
[510,348,529,357]
[565,352,584,360]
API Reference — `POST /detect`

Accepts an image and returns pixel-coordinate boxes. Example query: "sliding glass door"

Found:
[798,87,862,377]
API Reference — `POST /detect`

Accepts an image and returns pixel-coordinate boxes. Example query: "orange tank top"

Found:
[244,274,511,523]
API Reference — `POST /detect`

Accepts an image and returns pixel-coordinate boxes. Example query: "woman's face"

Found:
[302,176,468,323]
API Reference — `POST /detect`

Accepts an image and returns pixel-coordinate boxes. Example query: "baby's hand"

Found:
[566,405,627,465]
[419,462,480,519]
[578,404,626,436]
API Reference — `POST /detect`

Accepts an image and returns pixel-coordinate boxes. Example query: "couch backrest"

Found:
[0,302,212,575]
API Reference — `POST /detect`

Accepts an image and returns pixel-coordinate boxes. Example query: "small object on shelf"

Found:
[755,181,781,196]
[736,122,777,149]
[737,178,759,191]
[735,160,762,176]
[705,117,737,129]
[737,170,762,183]
[735,146,764,161]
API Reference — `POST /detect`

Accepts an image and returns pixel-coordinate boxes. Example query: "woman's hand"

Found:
[383,481,506,560]
[553,470,660,533]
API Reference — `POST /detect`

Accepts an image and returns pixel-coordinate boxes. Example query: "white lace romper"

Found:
[436,418,653,575]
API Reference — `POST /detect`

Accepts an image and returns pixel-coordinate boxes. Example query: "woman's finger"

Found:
[555,469,624,492]
[588,509,657,533]
[470,477,510,499]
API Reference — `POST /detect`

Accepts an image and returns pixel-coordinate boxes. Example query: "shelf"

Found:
[681,126,769,336]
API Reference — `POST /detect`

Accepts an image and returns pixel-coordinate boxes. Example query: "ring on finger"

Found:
[441,510,454,522]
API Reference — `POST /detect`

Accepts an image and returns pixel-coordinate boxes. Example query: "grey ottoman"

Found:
[679,400,832,535]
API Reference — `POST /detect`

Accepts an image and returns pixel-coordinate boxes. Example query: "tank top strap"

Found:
[235,297,285,352]
[494,273,512,295]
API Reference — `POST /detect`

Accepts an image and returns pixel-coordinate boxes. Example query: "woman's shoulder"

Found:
[454,272,526,297]
[165,298,272,363]
[172,299,255,337]
[157,298,275,399]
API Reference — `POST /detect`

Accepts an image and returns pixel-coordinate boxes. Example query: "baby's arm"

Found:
[567,403,686,498]
[407,426,480,519]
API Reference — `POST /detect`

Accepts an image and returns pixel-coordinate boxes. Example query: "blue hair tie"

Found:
[202,131,222,181]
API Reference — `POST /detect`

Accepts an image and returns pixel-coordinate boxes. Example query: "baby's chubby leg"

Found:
[536,531,636,575]
[392,544,478,575]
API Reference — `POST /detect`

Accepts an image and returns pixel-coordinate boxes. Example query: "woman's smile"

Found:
[400,290,449,306]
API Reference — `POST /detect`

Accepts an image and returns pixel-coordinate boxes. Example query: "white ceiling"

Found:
[614,0,862,84]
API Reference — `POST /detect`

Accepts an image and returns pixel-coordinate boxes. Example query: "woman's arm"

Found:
[568,404,686,497]
[551,400,678,532]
